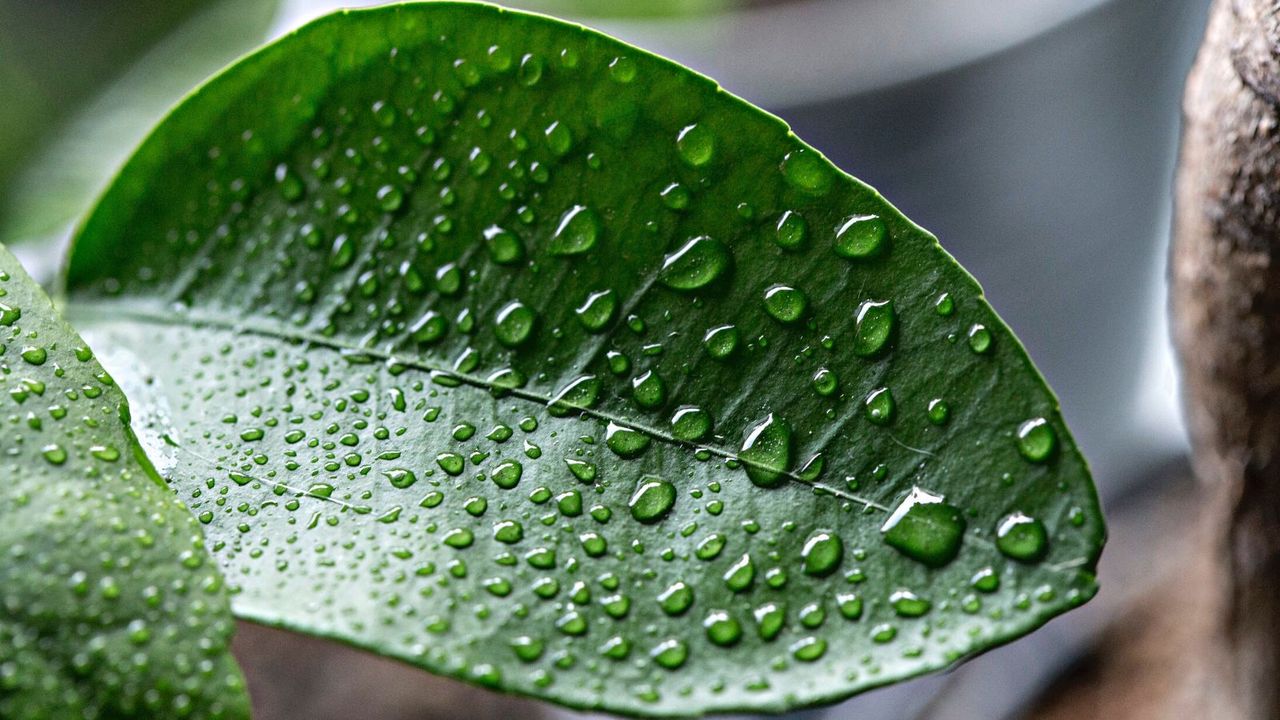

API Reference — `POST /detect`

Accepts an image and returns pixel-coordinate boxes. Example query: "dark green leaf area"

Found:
[65,4,1102,716]
[0,245,248,720]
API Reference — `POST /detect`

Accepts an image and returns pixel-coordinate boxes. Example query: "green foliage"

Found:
[0,245,248,719]
[30,2,1104,716]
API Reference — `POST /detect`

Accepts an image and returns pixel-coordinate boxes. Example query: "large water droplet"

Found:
[853,300,895,357]
[801,531,844,577]
[629,475,675,523]
[995,512,1048,562]
[775,211,807,250]
[739,414,792,488]
[657,582,694,615]
[763,284,807,324]
[881,487,966,567]
[703,611,742,647]
[670,406,711,441]
[1016,417,1057,463]
[494,301,536,347]
[676,124,714,167]
[575,289,617,332]
[781,148,832,195]
[606,422,650,458]
[550,205,600,255]
[659,236,730,291]
[834,214,887,259]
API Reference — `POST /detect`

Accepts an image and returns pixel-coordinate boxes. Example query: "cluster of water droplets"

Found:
[68,6,1096,714]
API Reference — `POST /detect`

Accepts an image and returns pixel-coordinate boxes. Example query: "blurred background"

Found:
[0,0,1213,717]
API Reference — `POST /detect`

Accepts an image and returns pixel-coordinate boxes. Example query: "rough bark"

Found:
[1173,0,1280,717]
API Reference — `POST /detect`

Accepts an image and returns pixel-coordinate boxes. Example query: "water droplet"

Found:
[676,124,714,167]
[704,611,742,647]
[575,289,617,332]
[837,593,863,620]
[609,56,637,83]
[890,589,931,617]
[781,148,832,195]
[864,387,895,425]
[411,311,447,345]
[0,302,21,326]
[927,399,950,425]
[518,53,544,85]
[724,553,755,592]
[629,475,675,523]
[42,444,67,465]
[791,636,827,662]
[20,347,47,365]
[853,300,895,357]
[550,205,601,256]
[934,292,955,316]
[544,120,573,156]
[376,184,404,212]
[443,528,474,549]
[606,422,650,458]
[775,211,807,250]
[483,225,524,265]
[971,567,1000,593]
[650,639,688,669]
[995,512,1048,562]
[739,414,792,488]
[968,324,993,354]
[659,236,730,291]
[565,458,598,483]
[493,520,524,544]
[881,487,966,567]
[1016,417,1057,463]
[670,406,711,441]
[812,367,838,397]
[491,460,523,489]
[754,603,785,640]
[703,324,738,360]
[660,182,690,211]
[511,636,544,662]
[834,214,887,259]
[801,531,844,577]
[657,582,694,615]
[494,301,535,347]
[763,284,807,323]
[631,370,666,409]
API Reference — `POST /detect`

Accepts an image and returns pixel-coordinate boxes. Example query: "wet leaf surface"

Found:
[64,4,1103,716]
[0,245,247,719]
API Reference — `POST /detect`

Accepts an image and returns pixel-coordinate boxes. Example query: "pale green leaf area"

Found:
[63,3,1103,716]
[0,245,248,719]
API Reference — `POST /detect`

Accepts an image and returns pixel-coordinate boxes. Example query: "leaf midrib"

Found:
[71,300,1094,578]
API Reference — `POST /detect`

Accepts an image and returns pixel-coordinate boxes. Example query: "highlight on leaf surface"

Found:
[0,244,248,720]
[63,3,1104,716]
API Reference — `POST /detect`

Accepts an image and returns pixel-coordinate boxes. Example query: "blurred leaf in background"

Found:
[0,0,279,276]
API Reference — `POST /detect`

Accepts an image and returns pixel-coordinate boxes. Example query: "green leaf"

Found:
[63,4,1104,716]
[0,244,248,719]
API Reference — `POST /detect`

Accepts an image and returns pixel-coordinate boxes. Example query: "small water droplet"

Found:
[864,387,895,425]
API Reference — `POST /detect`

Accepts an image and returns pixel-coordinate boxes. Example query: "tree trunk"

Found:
[1173,0,1280,717]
